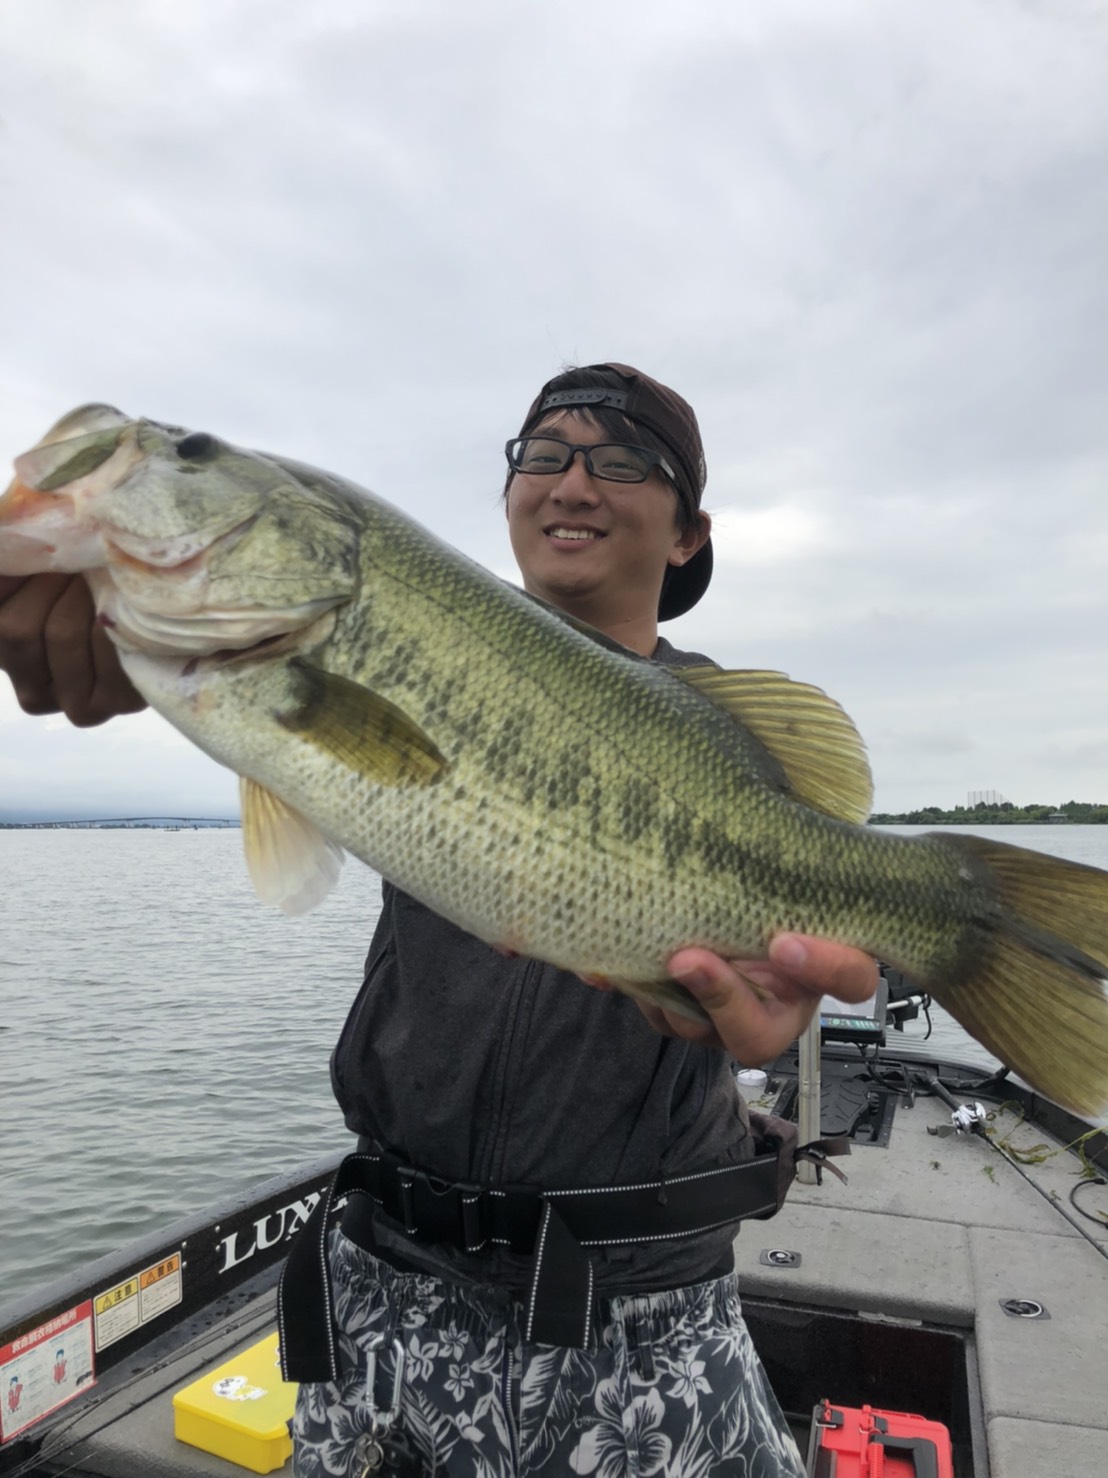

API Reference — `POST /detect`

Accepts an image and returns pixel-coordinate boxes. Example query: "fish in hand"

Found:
[2,404,1107,1118]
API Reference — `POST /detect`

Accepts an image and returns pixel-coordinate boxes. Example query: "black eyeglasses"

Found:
[505,436,676,486]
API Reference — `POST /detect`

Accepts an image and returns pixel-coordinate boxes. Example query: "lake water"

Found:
[2,823,1106,1305]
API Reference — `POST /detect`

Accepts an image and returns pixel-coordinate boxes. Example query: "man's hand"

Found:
[0,575,146,726]
[635,935,880,1065]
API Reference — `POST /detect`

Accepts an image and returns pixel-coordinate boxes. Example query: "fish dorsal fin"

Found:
[240,777,345,915]
[280,660,448,786]
[676,667,874,823]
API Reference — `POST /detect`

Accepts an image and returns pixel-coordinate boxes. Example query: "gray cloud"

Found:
[1,0,1105,817]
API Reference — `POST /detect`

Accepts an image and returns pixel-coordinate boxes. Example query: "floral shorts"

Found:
[291,1231,806,1477]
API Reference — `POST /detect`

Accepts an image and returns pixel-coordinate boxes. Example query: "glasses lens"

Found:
[508,438,657,482]
[511,438,571,473]
[589,444,653,482]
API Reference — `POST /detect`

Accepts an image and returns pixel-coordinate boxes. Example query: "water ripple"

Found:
[1,829,374,1301]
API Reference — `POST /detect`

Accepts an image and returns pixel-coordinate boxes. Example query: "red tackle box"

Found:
[805,1398,954,1478]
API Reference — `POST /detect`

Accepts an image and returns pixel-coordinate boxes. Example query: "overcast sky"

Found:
[1,0,1106,820]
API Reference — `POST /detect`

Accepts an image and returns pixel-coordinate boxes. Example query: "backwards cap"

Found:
[516,362,712,620]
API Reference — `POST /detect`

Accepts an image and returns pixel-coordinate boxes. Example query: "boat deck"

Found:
[736,1070,1108,1476]
[5,1055,1106,1476]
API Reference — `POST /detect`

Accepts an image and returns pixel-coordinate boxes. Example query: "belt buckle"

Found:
[395,1165,418,1235]
[396,1166,485,1249]
[457,1183,485,1252]
[499,1185,544,1254]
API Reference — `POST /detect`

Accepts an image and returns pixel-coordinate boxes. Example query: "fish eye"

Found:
[175,432,220,461]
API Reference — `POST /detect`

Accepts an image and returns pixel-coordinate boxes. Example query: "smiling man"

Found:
[283,364,877,1476]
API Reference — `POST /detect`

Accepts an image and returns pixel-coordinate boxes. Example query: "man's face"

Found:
[505,411,705,622]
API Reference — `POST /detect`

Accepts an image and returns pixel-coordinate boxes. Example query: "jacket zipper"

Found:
[478,957,540,1187]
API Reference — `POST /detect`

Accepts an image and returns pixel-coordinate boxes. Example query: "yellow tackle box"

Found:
[172,1331,297,1473]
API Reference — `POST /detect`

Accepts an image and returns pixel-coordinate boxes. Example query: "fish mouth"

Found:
[0,478,54,556]
[0,477,103,573]
[0,477,46,517]
[0,415,144,575]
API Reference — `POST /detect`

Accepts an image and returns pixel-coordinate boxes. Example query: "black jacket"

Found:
[330,637,754,1294]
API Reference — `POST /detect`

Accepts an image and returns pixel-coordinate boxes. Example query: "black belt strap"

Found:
[526,1201,594,1348]
[277,1143,814,1381]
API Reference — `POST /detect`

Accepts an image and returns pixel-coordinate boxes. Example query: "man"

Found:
[0,364,875,1474]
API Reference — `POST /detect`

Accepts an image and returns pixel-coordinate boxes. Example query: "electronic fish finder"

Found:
[818,976,890,1046]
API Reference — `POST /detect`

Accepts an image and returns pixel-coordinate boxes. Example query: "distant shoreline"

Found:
[870,806,1106,826]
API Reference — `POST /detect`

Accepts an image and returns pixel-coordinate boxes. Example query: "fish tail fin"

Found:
[934,834,1108,1120]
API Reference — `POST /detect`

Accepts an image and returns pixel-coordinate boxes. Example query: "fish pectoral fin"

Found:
[240,777,345,915]
[279,660,448,786]
[675,667,874,824]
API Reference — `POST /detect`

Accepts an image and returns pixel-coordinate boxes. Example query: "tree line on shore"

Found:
[869,800,1107,826]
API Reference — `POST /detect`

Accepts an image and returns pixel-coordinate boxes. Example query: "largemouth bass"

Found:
[3,405,1107,1118]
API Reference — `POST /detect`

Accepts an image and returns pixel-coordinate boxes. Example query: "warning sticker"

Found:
[93,1277,140,1351]
[0,1301,96,1444]
[139,1254,182,1323]
[93,1251,183,1352]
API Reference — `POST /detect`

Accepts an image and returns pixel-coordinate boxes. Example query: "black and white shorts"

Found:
[291,1230,806,1477]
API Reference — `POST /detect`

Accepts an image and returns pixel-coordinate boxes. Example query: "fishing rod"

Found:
[916,1070,1108,1263]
